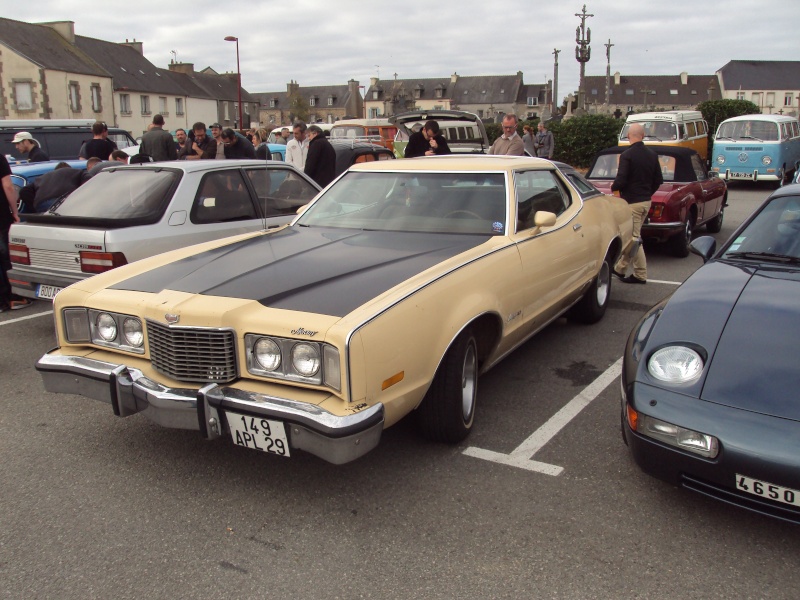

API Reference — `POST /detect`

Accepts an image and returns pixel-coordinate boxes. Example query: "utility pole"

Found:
[604,39,614,107]
[552,48,560,115]
[574,4,593,112]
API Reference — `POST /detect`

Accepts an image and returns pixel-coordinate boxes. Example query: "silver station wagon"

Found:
[8,160,320,301]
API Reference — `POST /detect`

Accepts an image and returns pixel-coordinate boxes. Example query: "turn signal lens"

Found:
[626,404,638,431]
[9,243,30,265]
[80,251,127,274]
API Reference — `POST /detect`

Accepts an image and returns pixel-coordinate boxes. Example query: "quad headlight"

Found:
[648,345,704,384]
[245,334,340,390]
[62,308,144,354]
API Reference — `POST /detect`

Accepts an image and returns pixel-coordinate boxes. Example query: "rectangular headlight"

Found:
[638,412,719,458]
[63,308,90,342]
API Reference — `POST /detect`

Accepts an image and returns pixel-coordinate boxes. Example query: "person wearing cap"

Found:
[210,123,226,159]
[0,153,32,311]
[13,132,49,163]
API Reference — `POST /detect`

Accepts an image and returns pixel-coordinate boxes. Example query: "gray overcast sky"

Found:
[12,0,798,101]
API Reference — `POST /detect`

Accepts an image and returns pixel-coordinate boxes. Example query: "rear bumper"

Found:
[8,267,84,299]
[36,350,385,464]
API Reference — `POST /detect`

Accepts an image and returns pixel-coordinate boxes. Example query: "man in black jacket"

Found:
[611,123,663,284]
[12,132,49,162]
[403,120,451,158]
[304,125,336,187]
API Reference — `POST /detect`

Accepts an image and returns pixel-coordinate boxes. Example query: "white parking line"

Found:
[463,357,623,475]
[0,309,53,326]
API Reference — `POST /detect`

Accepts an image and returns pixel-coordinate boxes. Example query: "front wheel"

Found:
[568,259,611,324]
[705,203,724,234]
[668,214,694,257]
[416,329,478,443]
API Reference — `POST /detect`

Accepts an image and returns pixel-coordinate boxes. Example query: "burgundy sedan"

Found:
[587,146,727,257]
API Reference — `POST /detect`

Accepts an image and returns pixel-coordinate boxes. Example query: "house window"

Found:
[435,89,443,99]
[414,89,421,99]
[372,91,379,100]
[91,84,102,112]
[269,99,276,108]
[13,81,33,111]
[140,95,150,115]
[752,92,762,105]
[245,103,249,115]
[175,98,184,115]
[69,82,81,112]
[736,91,745,100]
[477,110,484,118]
[159,96,168,115]
[327,97,334,106]
[527,97,538,106]
[369,108,379,118]
[310,97,316,107]
[591,89,598,95]
[625,89,634,96]
[224,102,230,120]
[120,94,131,114]
[785,93,794,107]
[670,89,678,95]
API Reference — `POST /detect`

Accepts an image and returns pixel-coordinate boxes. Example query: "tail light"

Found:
[79,251,127,274]
[9,243,30,265]
[649,204,665,219]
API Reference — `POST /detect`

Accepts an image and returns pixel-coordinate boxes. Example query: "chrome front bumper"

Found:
[36,351,384,465]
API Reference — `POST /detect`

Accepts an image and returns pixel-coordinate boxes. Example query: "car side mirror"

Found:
[690,236,716,262]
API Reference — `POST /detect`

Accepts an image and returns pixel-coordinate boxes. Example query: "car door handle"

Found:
[573,223,582,231]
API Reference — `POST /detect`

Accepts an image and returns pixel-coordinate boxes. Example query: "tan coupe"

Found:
[36,156,632,464]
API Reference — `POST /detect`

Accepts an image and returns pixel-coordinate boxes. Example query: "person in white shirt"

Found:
[285,121,308,169]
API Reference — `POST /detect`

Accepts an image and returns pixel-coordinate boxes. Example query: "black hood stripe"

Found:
[111,226,492,317]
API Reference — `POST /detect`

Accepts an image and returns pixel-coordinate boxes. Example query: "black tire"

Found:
[416,329,478,443]
[668,214,694,258]
[705,203,724,234]
[568,259,611,324]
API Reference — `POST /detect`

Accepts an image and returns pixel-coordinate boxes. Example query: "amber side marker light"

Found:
[381,371,404,391]
[626,404,639,431]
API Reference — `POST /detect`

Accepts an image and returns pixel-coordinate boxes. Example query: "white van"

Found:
[619,111,709,160]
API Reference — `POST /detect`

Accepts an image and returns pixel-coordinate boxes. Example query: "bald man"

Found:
[611,123,663,284]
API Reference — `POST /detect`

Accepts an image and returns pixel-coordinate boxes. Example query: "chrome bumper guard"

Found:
[36,351,384,465]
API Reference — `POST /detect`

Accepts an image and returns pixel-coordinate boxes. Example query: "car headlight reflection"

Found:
[122,317,144,348]
[762,156,772,166]
[292,343,321,377]
[254,338,281,371]
[648,346,704,383]
[96,312,117,341]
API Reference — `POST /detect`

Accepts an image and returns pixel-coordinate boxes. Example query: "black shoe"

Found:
[0,302,10,313]
[621,275,646,285]
[612,269,626,280]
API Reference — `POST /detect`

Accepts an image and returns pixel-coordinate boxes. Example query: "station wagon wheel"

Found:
[568,258,611,324]
[669,214,694,258]
[415,328,478,443]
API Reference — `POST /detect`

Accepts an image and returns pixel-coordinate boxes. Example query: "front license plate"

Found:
[736,474,800,507]
[36,284,63,299]
[729,172,754,179]
[226,412,290,457]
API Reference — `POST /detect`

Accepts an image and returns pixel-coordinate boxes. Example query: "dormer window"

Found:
[310,96,317,107]
[327,95,335,106]
[269,98,277,108]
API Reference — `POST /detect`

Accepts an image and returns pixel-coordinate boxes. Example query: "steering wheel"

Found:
[444,210,483,219]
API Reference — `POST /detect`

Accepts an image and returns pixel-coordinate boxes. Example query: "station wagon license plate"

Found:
[226,412,290,457]
[36,284,63,299]
[736,474,799,507]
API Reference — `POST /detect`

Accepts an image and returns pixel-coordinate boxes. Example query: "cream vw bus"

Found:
[619,111,709,160]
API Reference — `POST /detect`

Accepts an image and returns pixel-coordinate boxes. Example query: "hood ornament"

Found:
[165,313,180,324]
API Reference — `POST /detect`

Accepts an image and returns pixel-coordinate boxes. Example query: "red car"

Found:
[586,146,727,257]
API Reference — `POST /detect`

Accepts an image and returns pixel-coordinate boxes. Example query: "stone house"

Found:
[716,60,800,117]
[253,80,363,127]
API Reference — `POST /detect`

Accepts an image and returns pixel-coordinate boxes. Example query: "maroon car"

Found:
[586,146,727,257]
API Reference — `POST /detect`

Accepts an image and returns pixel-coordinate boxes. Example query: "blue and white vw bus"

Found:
[712,114,800,184]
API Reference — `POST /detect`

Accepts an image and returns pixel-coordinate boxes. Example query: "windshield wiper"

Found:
[715,136,735,142]
[740,135,764,142]
[725,251,800,264]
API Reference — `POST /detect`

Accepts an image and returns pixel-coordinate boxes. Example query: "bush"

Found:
[548,115,624,168]
[697,99,761,158]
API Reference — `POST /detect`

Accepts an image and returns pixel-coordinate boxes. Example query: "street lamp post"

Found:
[224,36,243,130]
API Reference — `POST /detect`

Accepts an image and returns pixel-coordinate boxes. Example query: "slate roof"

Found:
[365,74,525,106]
[252,84,355,109]
[717,60,800,91]
[583,74,719,105]
[0,18,107,77]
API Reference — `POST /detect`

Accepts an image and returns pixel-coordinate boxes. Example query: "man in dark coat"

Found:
[12,132,49,162]
[611,123,663,284]
[304,125,336,187]
[220,129,256,159]
[403,120,451,158]
[18,162,85,212]
[140,114,178,162]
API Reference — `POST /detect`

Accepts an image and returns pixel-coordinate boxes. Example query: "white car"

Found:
[9,160,320,300]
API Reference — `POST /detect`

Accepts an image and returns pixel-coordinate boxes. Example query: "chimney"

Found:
[40,21,75,44]
[370,77,379,87]
[120,39,144,55]
[680,72,688,85]
[168,62,195,75]
[348,79,359,94]
[614,71,621,86]
[451,72,459,84]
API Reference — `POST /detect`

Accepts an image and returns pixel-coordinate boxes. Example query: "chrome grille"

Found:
[146,320,237,383]
[29,248,82,273]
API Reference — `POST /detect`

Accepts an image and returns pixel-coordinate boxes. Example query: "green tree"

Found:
[287,92,310,123]
[548,114,624,168]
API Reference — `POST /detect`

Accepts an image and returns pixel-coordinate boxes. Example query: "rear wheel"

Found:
[416,329,478,443]
[705,202,724,234]
[568,259,611,324]
[669,214,694,257]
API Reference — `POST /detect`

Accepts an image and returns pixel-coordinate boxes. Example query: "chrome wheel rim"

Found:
[461,343,477,421]
[596,261,610,306]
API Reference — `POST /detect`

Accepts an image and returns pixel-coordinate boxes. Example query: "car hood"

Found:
[109,226,492,318]
[646,261,800,420]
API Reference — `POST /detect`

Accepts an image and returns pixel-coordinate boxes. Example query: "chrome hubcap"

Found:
[596,262,610,306]
[461,343,477,421]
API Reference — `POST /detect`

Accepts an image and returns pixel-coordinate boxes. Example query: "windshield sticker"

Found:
[729,236,746,251]
[492,221,504,233]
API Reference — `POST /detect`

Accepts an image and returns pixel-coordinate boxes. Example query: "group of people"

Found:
[275,120,337,188]
[401,114,555,159]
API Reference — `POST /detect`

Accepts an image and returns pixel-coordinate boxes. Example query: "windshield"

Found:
[52,168,178,220]
[723,195,800,260]
[296,171,507,235]
[621,121,678,141]
[716,120,780,142]
[589,153,680,182]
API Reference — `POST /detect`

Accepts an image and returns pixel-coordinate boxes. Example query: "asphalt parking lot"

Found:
[2,181,798,599]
